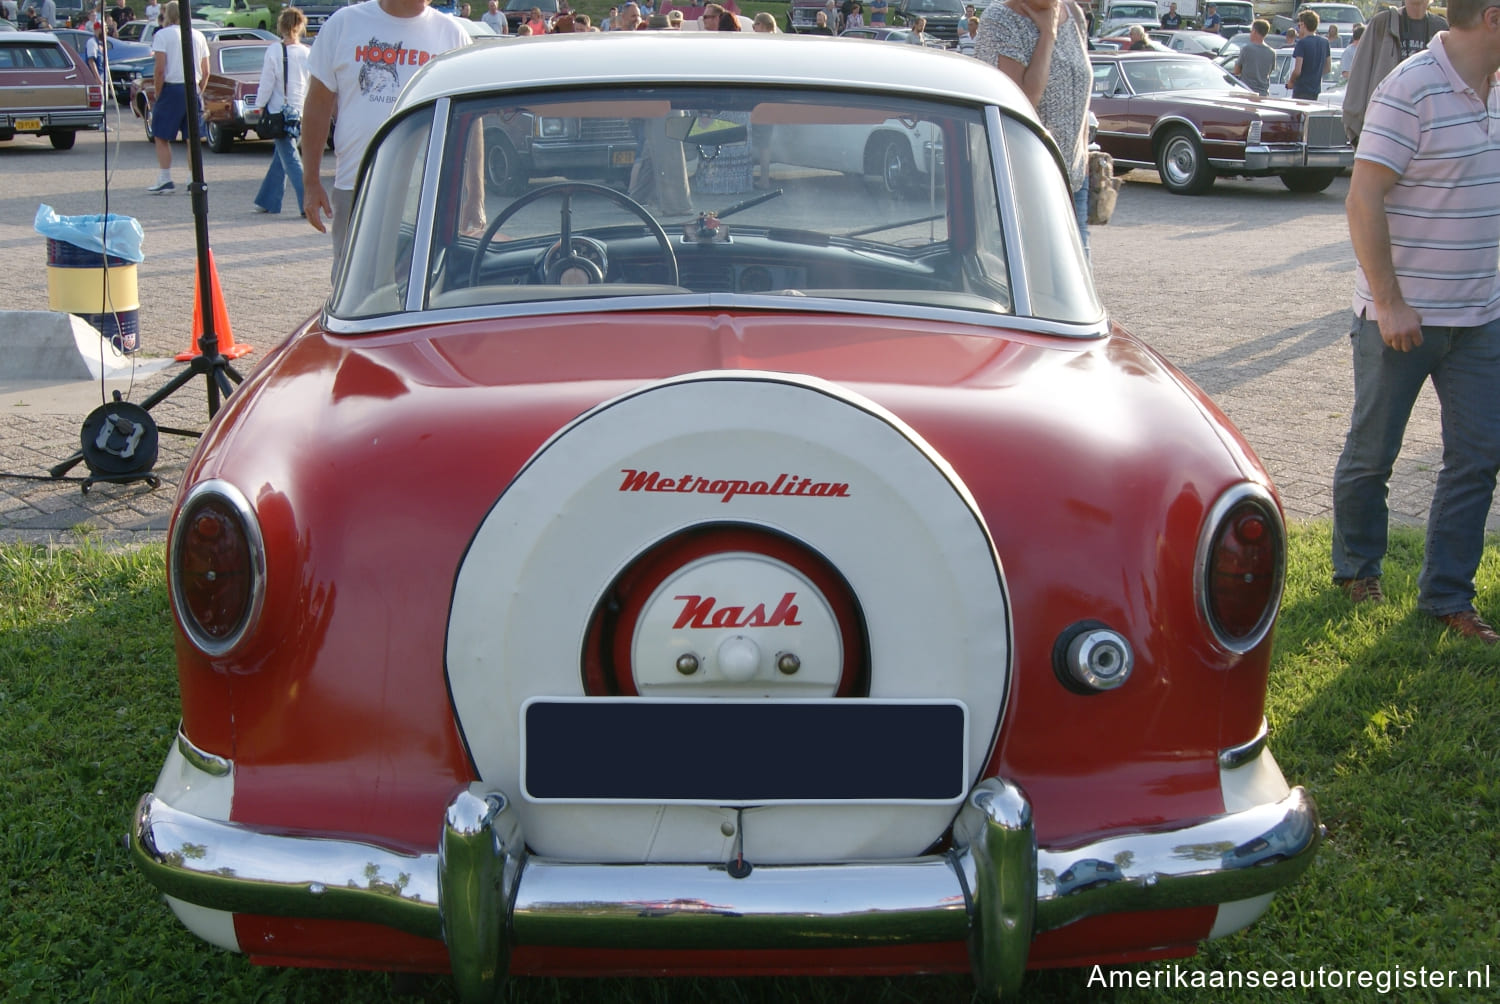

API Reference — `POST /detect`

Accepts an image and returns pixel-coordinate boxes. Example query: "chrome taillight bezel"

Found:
[169,479,266,657]
[1194,482,1285,655]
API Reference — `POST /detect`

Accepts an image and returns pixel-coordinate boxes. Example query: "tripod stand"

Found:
[50,16,242,485]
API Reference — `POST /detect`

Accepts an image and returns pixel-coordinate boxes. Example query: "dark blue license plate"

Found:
[521,698,969,805]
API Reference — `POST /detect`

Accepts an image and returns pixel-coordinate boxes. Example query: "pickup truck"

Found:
[195,0,276,30]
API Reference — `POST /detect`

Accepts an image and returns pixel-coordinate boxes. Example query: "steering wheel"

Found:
[468,182,679,288]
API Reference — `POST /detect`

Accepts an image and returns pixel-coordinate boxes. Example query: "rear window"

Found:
[218,45,266,73]
[0,43,72,69]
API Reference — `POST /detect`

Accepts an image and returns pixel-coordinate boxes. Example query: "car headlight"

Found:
[535,117,573,139]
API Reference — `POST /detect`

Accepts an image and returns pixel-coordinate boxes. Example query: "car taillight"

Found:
[1197,483,1284,654]
[88,85,103,110]
[170,480,264,656]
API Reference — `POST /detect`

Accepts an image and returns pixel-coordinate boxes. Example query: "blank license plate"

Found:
[15,118,42,131]
[611,150,635,166]
[521,698,969,805]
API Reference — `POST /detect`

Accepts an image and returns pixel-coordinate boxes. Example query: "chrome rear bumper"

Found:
[132,775,1319,1000]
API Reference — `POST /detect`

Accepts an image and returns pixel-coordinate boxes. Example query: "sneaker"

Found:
[1436,610,1500,645]
[252,205,271,214]
[147,179,175,194]
[1338,577,1384,604]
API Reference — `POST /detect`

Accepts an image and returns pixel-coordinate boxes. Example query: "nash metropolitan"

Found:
[1090,50,1354,195]
[130,34,1319,999]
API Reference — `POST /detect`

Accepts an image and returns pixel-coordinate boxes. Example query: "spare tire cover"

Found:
[447,372,1010,864]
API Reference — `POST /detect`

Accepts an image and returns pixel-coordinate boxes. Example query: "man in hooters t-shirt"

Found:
[301,0,470,282]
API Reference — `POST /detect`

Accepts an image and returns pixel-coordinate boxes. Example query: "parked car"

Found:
[0,29,103,149]
[289,0,357,37]
[196,0,277,30]
[1148,28,1231,57]
[785,0,827,33]
[1090,50,1353,193]
[129,38,274,149]
[481,103,639,194]
[115,18,148,40]
[136,18,221,44]
[840,23,948,45]
[1093,0,1159,37]
[49,26,153,103]
[129,33,1320,999]
[890,0,964,46]
[1207,0,1254,36]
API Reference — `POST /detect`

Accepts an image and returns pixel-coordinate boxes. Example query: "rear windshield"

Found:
[218,45,267,73]
[0,42,72,69]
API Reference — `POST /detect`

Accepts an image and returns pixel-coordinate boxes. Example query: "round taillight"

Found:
[1198,485,1284,654]
[170,481,264,656]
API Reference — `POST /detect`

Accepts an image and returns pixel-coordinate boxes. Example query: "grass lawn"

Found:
[1,524,1497,1002]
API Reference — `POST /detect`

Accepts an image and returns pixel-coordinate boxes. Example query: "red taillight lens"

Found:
[1204,496,1283,649]
[88,85,103,110]
[171,483,262,655]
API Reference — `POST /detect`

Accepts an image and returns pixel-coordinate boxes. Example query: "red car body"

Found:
[132,34,1318,999]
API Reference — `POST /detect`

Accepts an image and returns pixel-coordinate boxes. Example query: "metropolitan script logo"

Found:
[618,469,851,503]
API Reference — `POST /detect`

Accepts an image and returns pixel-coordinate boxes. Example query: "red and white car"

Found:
[130,33,1320,999]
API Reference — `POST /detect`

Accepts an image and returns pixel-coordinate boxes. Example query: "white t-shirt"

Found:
[481,9,507,32]
[254,40,311,114]
[308,0,471,190]
[151,24,210,84]
[145,0,160,20]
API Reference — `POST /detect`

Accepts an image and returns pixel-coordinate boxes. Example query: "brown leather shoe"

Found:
[1338,577,1384,604]
[1436,610,1500,645]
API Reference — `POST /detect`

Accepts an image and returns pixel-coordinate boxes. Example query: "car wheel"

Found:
[1155,127,1214,195]
[138,98,154,142]
[1280,169,1339,194]
[483,133,526,195]
[866,133,914,197]
[206,120,233,154]
[49,131,76,150]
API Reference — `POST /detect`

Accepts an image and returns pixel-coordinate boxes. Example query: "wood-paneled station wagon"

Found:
[130,33,1320,1001]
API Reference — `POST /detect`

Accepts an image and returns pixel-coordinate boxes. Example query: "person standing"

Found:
[1342,0,1447,143]
[38,0,54,25]
[867,0,886,26]
[975,0,1091,258]
[1334,0,1500,642]
[905,13,928,41]
[1341,22,1363,79]
[146,1,208,194]
[957,13,978,54]
[481,0,508,31]
[1159,1,1180,29]
[301,0,470,280]
[1200,2,1220,33]
[144,0,159,22]
[1286,9,1330,100]
[107,0,132,32]
[1233,18,1275,95]
[251,7,309,215]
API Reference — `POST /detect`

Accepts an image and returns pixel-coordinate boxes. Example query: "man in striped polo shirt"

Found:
[1335,0,1500,642]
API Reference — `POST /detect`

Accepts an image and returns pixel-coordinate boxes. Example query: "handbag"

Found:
[259,43,300,140]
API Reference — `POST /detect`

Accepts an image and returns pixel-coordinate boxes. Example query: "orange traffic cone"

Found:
[177,249,254,361]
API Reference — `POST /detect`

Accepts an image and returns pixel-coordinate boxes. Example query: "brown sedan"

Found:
[130,37,273,152]
[0,30,104,150]
[1090,51,1352,195]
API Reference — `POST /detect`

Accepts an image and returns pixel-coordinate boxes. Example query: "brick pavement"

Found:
[2,105,1495,548]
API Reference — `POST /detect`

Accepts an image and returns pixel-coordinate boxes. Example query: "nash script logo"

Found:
[619,469,851,503]
[673,593,803,630]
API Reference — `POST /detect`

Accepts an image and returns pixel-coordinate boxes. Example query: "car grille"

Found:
[1305,114,1345,148]
[580,118,634,143]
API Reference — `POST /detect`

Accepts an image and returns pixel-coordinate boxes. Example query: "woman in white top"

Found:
[252,6,311,214]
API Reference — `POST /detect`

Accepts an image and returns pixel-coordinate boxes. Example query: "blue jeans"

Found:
[254,135,304,214]
[1331,312,1500,615]
[1072,183,1090,263]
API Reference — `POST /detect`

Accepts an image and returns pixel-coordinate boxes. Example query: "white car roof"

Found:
[7,30,69,42]
[397,32,1038,121]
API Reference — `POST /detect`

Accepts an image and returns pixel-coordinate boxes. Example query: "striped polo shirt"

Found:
[1353,32,1500,327]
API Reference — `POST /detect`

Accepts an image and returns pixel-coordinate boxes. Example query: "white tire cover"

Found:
[447,371,1010,864]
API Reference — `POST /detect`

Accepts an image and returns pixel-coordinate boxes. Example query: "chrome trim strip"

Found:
[986,104,1030,320]
[133,779,1318,998]
[175,727,230,778]
[167,479,266,659]
[405,96,450,313]
[1193,482,1286,655]
[1219,718,1270,770]
[322,294,1110,341]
